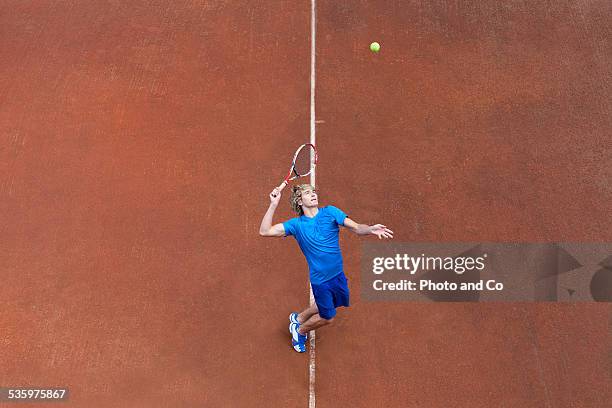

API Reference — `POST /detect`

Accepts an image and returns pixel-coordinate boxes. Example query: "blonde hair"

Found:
[290,184,316,215]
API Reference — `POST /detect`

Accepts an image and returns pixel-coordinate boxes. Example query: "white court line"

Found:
[309,1,316,408]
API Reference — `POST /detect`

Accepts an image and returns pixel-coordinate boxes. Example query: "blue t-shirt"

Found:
[283,205,348,284]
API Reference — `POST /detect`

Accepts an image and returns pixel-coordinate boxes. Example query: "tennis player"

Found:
[259,184,393,353]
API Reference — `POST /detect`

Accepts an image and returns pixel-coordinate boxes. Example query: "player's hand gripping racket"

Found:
[272,143,318,197]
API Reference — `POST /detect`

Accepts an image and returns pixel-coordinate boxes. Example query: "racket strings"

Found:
[293,145,316,176]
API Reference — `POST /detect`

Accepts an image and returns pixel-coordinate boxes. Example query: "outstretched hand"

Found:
[370,224,394,239]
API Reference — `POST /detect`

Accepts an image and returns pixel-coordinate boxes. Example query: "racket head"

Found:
[291,143,317,178]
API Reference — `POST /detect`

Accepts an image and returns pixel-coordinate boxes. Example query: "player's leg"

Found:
[289,304,317,327]
[298,313,333,334]
[297,304,318,323]
[298,288,337,335]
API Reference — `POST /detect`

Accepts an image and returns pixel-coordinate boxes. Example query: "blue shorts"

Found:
[312,273,350,320]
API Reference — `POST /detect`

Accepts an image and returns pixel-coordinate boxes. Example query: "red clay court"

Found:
[1,1,610,407]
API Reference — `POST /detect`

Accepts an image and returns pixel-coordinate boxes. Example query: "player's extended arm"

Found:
[343,217,394,239]
[259,188,286,237]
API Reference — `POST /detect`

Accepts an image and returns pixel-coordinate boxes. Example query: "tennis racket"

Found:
[272,143,318,196]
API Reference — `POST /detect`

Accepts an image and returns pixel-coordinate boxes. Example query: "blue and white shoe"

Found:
[289,312,300,326]
[289,322,307,353]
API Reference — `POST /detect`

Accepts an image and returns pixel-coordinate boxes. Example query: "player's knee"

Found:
[324,317,334,325]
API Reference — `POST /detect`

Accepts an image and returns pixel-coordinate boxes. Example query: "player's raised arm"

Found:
[259,188,286,237]
[343,217,393,239]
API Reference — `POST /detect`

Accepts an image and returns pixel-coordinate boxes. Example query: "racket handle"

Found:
[275,180,288,195]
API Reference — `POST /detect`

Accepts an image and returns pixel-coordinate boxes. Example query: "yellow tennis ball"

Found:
[370,42,381,52]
